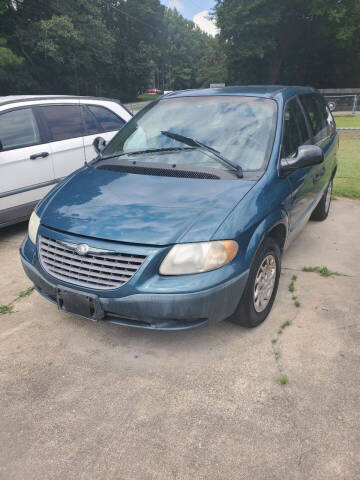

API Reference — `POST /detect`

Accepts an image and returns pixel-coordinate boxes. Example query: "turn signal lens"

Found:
[28,211,40,245]
[159,240,238,275]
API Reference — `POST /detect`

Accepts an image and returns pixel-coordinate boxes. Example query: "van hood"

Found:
[40,167,255,245]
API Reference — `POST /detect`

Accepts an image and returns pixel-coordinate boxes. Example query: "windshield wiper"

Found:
[89,147,194,165]
[161,130,244,178]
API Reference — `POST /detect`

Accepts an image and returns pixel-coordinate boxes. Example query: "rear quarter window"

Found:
[88,105,125,132]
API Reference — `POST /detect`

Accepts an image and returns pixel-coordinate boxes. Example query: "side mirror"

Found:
[328,101,336,112]
[93,136,106,154]
[279,145,324,177]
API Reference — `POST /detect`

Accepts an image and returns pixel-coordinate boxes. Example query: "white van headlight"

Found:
[159,240,238,275]
[28,211,40,245]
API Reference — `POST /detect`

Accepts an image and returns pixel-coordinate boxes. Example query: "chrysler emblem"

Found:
[58,240,115,256]
[76,244,89,256]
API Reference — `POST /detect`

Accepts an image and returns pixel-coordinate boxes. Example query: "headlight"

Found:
[159,240,238,275]
[28,211,40,244]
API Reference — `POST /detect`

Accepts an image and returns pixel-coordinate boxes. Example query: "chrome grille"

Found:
[39,236,146,290]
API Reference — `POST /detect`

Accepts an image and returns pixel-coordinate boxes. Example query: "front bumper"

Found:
[20,230,249,330]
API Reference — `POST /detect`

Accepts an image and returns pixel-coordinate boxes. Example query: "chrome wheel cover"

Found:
[253,254,277,313]
[325,181,332,213]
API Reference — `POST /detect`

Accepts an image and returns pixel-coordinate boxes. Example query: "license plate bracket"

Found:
[57,287,104,322]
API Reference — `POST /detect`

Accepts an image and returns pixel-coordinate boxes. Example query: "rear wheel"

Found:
[230,238,281,328]
[311,179,333,221]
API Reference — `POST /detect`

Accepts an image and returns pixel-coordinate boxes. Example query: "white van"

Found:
[0,95,132,227]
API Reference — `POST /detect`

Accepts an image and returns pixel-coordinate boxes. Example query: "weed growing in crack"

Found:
[272,338,277,344]
[277,374,289,385]
[281,320,291,329]
[0,285,35,315]
[294,300,300,308]
[18,286,35,298]
[0,305,14,315]
[302,266,340,277]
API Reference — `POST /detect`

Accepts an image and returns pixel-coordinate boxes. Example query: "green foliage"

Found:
[136,93,161,102]
[281,321,291,329]
[302,266,341,277]
[0,304,14,314]
[277,374,289,385]
[0,0,215,99]
[18,286,35,298]
[0,285,35,315]
[334,116,360,128]
[334,133,360,199]
[215,0,360,87]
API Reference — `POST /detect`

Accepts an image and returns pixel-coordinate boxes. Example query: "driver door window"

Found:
[282,99,310,158]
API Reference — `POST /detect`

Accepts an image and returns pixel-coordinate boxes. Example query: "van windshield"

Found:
[101,96,277,172]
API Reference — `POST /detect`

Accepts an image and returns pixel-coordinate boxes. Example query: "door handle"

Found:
[30,152,49,160]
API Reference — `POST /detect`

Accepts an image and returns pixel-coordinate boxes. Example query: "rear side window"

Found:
[0,108,40,150]
[282,98,309,158]
[88,105,125,131]
[40,105,84,141]
[300,94,329,144]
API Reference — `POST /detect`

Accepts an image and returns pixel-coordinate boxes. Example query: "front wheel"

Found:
[229,238,281,328]
[311,179,333,221]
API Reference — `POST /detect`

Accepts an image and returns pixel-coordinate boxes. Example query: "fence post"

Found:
[352,95,358,115]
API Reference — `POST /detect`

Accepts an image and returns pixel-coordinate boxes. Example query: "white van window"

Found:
[0,108,40,151]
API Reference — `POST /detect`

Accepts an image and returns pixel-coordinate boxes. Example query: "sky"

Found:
[161,0,218,36]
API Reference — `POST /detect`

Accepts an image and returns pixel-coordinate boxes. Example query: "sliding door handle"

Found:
[30,152,50,160]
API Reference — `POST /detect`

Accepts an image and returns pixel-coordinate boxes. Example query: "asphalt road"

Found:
[0,198,359,479]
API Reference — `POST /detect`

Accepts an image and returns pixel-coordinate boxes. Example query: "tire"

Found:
[311,179,333,221]
[230,238,281,328]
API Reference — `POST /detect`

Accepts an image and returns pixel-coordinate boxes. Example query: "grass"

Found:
[334,115,360,128]
[302,266,340,277]
[0,285,35,315]
[277,374,289,385]
[136,93,161,102]
[0,305,14,315]
[18,286,34,298]
[281,320,291,329]
[334,131,360,199]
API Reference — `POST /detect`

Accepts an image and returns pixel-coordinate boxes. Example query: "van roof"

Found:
[0,95,124,107]
[164,85,317,100]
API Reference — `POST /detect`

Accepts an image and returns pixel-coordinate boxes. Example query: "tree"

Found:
[215,0,360,88]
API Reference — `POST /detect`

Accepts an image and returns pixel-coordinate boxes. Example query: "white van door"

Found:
[0,107,55,225]
[81,104,127,162]
[37,104,86,179]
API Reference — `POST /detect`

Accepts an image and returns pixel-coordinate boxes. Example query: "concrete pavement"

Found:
[0,198,359,479]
